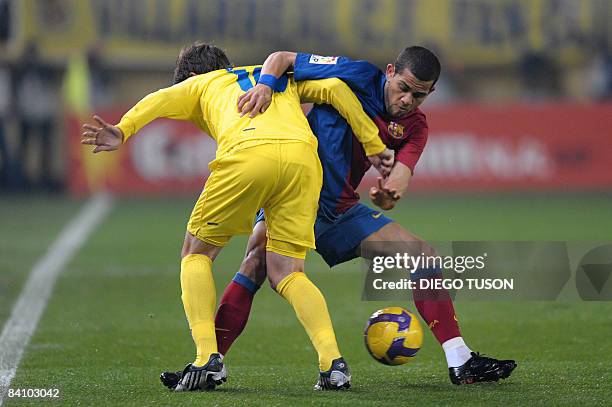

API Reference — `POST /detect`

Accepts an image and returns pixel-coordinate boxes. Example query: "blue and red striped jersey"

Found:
[294,53,429,221]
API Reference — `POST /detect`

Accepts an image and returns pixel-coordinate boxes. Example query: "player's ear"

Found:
[385,64,395,79]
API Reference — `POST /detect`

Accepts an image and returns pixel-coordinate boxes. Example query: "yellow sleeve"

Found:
[297,78,385,156]
[116,79,201,142]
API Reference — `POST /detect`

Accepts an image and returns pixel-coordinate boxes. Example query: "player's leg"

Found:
[171,147,276,391]
[180,232,224,366]
[358,223,466,360]
[266,250,342,371]
[264,142,350,390]
[215,219,268,355]
[314,204,514,384]
[358,221,516,384]
[266,243,349,390]
[315,207,462,351]
[171,232,229,391]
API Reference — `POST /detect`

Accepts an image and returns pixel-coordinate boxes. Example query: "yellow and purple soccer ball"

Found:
[364,307,424,365]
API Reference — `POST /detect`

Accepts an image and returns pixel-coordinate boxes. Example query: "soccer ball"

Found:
[364,307,423,365]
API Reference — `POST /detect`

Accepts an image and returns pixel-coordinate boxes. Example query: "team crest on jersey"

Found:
[309,55,338,65]
[387,122,405,139]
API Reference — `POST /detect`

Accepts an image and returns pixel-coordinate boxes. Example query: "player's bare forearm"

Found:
[238,52,298,117]
[368,162,412,210]
[260,51,297,78]
[368,149,394,178]
[384,161,412,200]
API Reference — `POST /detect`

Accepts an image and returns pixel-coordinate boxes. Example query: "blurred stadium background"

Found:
[0,0,611,194]
[1,1,611,405]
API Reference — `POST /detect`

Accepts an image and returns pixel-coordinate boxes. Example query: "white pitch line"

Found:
[0,193,114,405]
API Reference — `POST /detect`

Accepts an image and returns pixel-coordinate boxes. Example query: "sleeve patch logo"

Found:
[309,55,338,65]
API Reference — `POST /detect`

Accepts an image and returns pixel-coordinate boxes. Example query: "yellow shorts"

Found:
[187,141,322,258]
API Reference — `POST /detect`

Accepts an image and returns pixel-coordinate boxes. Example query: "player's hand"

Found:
[369,177,399,210]
[237,83,273,118]
[368,148,394,177]
[81,115,124,153]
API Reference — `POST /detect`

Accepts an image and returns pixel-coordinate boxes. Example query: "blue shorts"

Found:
[254,203,393,267]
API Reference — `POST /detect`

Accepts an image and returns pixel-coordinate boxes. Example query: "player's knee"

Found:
[404,239,437,258]
[419,240,438,257]
[267,270,294,291]
[180,233,223,261]
[266,251,306,291]
[268,274,280,291]
[180,232,192,259]
[392,228,438,258]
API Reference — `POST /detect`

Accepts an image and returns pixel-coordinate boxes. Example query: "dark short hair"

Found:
[173,42,232,84]
[394,46,441,85]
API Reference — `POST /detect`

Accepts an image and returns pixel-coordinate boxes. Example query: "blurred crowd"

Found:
[0,43,113,192]
[1,48,57,191]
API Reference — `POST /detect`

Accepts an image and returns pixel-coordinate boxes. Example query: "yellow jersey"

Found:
[116,65,385,162]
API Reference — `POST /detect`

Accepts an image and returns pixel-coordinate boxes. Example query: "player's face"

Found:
[384,65,434,118]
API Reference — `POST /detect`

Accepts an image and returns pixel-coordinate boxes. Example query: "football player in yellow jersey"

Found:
[81,42,393,391]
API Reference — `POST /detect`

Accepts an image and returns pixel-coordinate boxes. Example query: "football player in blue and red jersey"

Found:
[163,47,516,388]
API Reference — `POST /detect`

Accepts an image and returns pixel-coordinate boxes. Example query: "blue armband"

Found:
[257,74,278,90]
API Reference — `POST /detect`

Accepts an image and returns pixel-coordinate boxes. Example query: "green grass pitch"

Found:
[2,194,612,406]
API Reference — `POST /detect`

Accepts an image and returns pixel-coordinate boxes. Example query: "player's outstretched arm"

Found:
[81,115,124,154]
[85,81,200,150]
[237,51,297,117]
[121,83,200,142]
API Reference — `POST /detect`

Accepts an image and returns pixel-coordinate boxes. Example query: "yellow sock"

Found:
[180,254,217,366]
[276,272,341,371]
